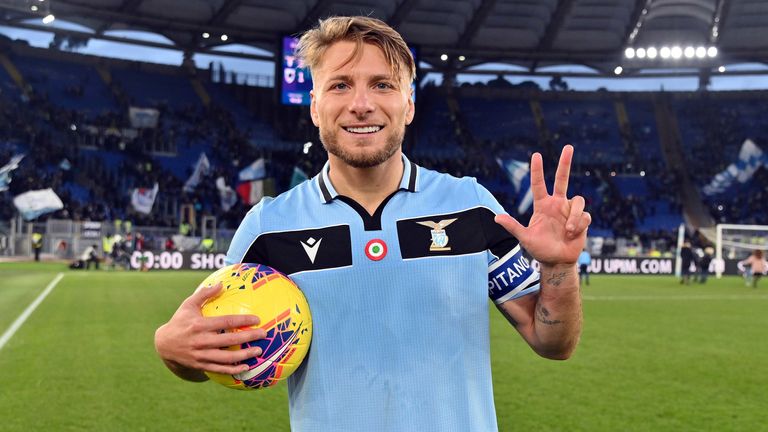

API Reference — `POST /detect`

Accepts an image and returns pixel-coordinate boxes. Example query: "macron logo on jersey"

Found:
[300,237,322,263]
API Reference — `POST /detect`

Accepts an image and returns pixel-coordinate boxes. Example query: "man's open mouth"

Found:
[343,125,383,134]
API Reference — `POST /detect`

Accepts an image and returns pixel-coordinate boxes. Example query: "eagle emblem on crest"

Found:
[416,218,458,251]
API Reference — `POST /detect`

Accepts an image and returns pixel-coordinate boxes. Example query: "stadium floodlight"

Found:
[42,14,54,24]
[202,32,210,39]
[636,48,646,58]
[718,65,726,73]
[647,47,657,59]
[440,54,448,61]
[695,46,706,58]
[640,170,646,176]
[614,66,623,75]
[2,0,51,15]
[660,46,671,58]
[707,46,718,57]
[671,46,682,59]
[624,47,635,59]
[458,55,466,62]
[684,46,695,58]
[220,34,228,41]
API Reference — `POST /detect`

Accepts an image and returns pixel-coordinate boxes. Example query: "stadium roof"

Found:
[2,0,768,76]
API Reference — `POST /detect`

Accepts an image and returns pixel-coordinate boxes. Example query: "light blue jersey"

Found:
[226,155,540,432]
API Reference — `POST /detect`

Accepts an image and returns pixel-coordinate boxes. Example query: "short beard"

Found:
[320,126,404,169]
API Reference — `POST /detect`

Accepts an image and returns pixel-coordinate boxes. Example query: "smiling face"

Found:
[310,41,415,169]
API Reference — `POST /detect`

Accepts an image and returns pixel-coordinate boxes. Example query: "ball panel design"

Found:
[199,263,312,390]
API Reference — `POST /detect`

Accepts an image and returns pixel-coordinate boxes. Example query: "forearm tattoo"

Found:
[535,303,562,326]
[545,271,568,287]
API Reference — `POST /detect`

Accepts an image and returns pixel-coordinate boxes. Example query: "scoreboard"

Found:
[280,36,312,105]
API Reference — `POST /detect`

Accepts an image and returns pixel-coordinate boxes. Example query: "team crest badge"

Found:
[416,218,458,251]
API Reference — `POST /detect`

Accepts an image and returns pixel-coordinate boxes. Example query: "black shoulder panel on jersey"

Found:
[242,225,352,275]
[481,210,520,260]
[397,207,518,259]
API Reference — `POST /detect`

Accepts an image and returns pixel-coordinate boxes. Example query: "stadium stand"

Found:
[673,93,768,225]
[1,33,766,258]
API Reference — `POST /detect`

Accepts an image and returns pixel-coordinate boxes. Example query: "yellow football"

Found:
[199,263,312,390]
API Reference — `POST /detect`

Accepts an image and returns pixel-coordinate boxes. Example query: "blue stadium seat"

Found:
[12,55,117,117]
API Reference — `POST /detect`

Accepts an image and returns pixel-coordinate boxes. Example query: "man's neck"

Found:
[327,152,404,215]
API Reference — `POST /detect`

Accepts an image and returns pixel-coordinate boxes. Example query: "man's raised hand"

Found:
[495,145,591,266]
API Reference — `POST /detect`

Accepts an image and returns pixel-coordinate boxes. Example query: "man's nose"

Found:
[348,87,375,117]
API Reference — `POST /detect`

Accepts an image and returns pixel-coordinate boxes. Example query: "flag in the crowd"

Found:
[131,183,159,214]
[238,158,266,182]
[13,188,64,220]
[497,157,533,215]
[289,165,309,188]
[0,153,25,192]
[183,153,210,192]
[128,106,160,128]
[215,176,238,212]
[703,139,767,195]
[236,179,264,205]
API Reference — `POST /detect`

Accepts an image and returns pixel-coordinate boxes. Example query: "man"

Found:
[698,246,713,284]
[738,249,768,288]
[102,233,113,267]
[199,237,214,252]
[81,244,100,270]
[31,231,43,261]
[680,241,695,285]
[578,248,592,285]
[154,16,590,432]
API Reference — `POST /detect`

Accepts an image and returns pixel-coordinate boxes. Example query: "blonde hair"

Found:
[296,16,416,85]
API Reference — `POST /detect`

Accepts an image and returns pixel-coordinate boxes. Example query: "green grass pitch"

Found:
[1,262,767,431]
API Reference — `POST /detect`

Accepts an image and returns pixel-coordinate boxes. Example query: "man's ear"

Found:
[310,89,319,127]
[405,87,415,125]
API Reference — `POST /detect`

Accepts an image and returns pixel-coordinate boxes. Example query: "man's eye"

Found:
[376,82,392,89]
[332,83,349,90]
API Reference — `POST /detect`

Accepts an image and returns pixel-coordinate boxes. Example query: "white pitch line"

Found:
[0,272,64,352]
[583,294,768,301]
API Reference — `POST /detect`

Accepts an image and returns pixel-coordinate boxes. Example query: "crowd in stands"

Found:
[2,48,766,255]
[706,167,768,225]
[674,96,768,226]
[0,83,277,230]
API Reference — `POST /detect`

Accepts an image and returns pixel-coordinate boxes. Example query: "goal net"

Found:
[715,224,768,278]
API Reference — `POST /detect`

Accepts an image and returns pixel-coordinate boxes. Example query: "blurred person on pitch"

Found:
[679,241,695,285]
[31,232,43,261]
[578,248,592,286]
[738,249,768,288]
[102,233,114,267]
[697,247,714,284]
[154,16,591,432]
[76,244,100,270]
